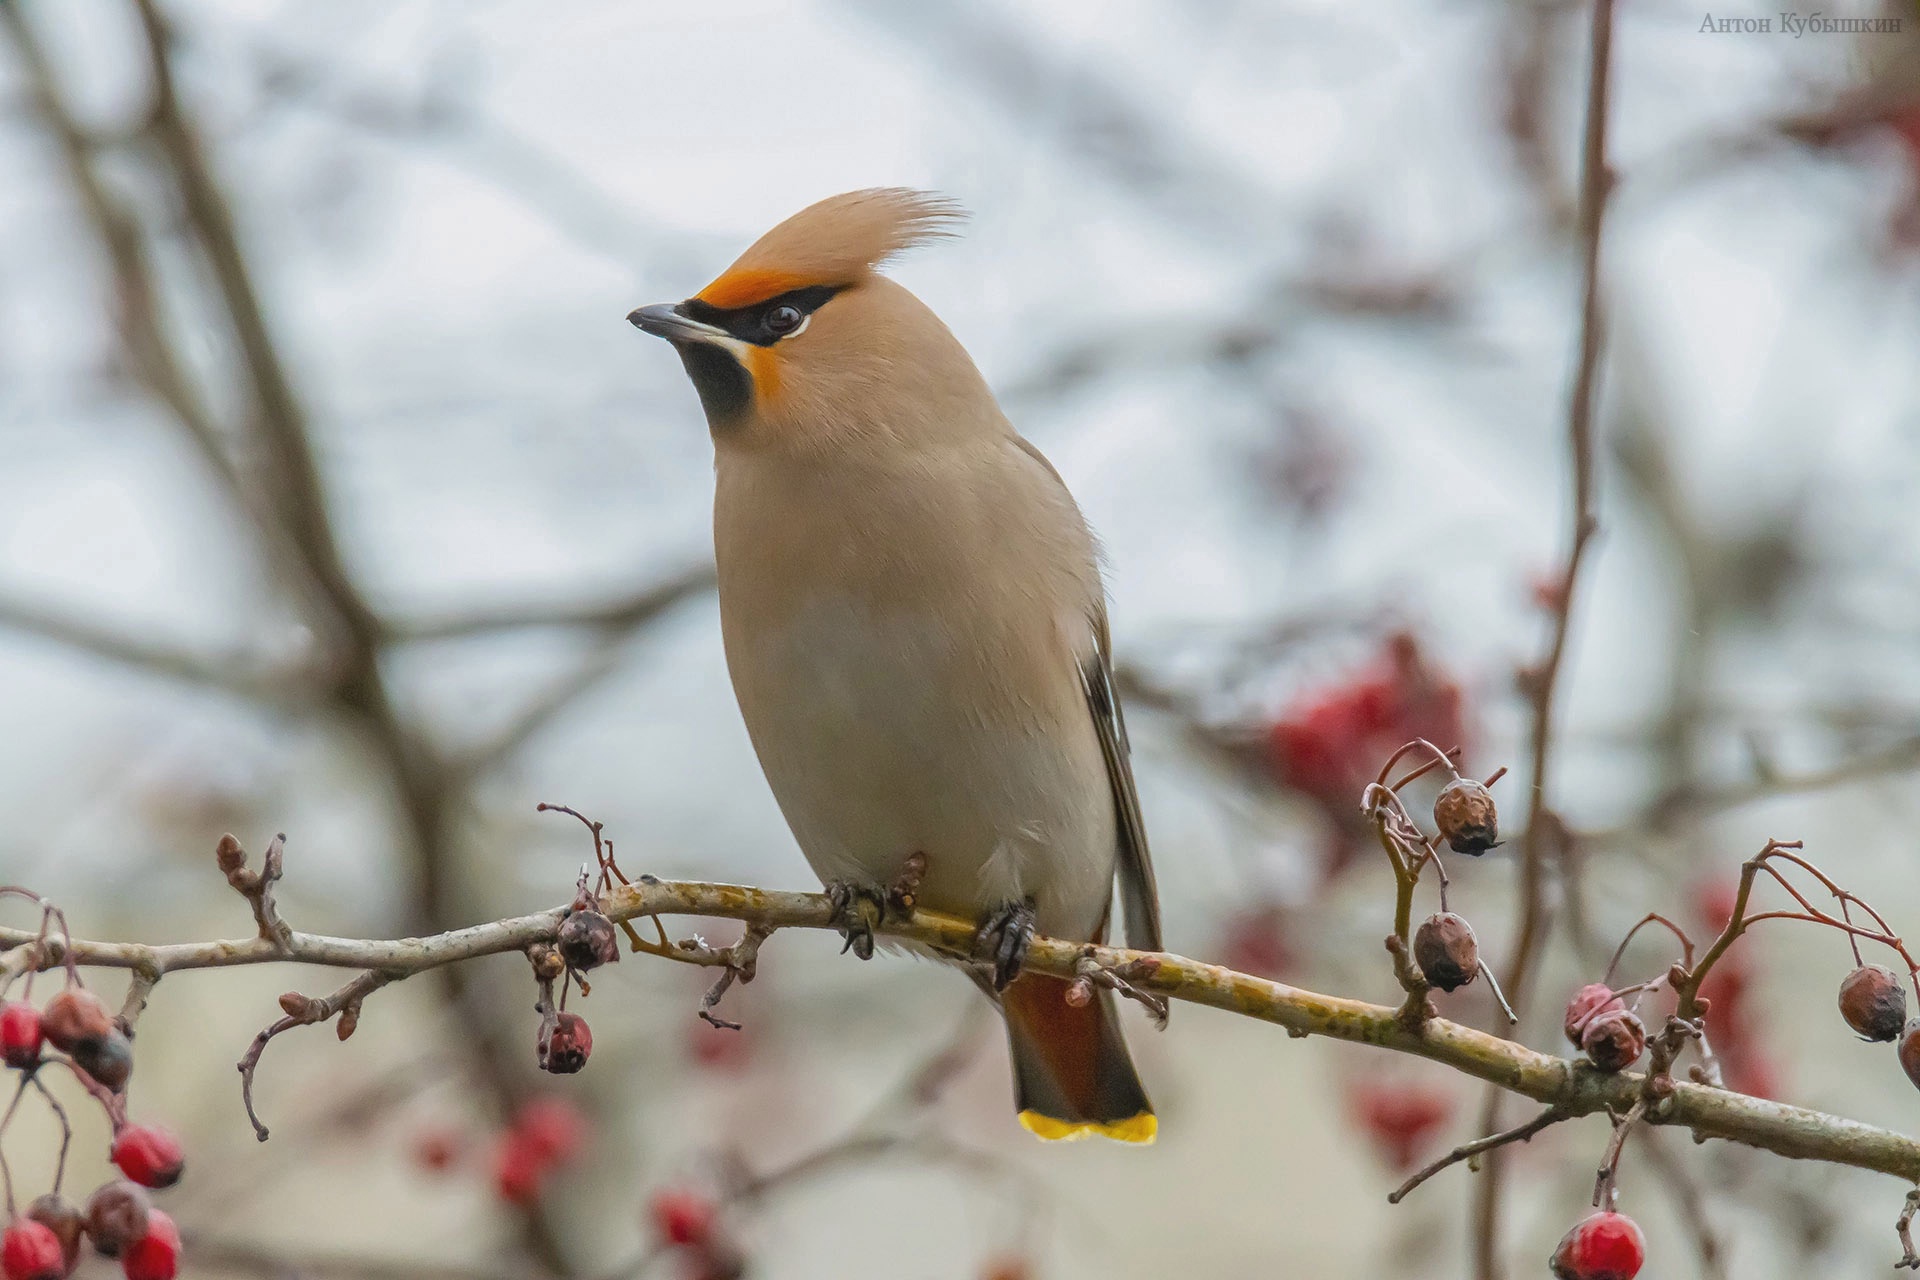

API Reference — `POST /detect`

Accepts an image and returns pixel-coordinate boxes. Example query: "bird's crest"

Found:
[695,188,965,310]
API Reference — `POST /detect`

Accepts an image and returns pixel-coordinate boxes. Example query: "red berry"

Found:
[1349,1079,1454,1172]
[119,1208,180,1280]
[24,1196,82,1275]
[492,1133,546,1206]
[539,1011,592,1074]
[39,989,112,1054]
[650,1189,717,1248]
[1550,1211,1645,1280]
[513,1097,586,1166]
[1,1221,64,1280]
[111,1125,185,1189]
[1264,633,1467,827]
[0,1003,43,1069]
[981,1258,1032,1280]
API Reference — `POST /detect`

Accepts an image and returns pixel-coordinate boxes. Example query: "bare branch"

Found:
[7,872,1920,1186]
[386,566,716,644]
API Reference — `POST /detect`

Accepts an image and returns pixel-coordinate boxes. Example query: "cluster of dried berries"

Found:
[524,804,639,1077]
[2,988,132,1093]
[2,895,186,1280]
[1363,741,1509,1013]
[1562,984,1646,1074]
[526,883,624,1076]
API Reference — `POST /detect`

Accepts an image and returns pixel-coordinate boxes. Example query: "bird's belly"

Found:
[724,597,1114,939]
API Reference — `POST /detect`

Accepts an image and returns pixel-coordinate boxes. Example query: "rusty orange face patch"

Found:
[696,268,817,311]
[745,344,782,405]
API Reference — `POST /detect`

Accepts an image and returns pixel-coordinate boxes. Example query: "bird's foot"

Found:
[976,898,1037,991]
[827,881,886,961]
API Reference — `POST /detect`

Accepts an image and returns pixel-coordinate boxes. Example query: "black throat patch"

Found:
[675,342,752,428]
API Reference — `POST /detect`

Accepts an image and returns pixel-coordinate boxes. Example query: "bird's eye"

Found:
[763,304,803,337]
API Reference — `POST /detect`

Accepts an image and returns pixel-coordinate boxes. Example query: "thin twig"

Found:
[1474,1,1617,1273]
[1388,1105,1567,1204]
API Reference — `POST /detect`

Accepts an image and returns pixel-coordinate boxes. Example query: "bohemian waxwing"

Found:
[628,189,1160,1143]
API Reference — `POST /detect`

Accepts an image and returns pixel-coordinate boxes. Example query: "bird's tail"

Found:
[1001,973,1155,1144]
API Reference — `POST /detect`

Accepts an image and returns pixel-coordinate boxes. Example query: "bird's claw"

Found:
[827,881,885,960]
[976,899,1036,991]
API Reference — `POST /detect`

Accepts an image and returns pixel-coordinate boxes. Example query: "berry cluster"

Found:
[1,891,185,1280]
[1265,633,1468,876]
[408,1096,589,1207]
[1358,738,1515,1026]
[1529,838,1920,1276]
[525,803,648,1079]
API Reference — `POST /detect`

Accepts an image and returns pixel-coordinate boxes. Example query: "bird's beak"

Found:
[626,302,727,346]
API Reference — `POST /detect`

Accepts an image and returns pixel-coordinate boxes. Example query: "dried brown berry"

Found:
[83,1181,152,1259]
[24,1194,83,1274]
[1564,983,1624,1047]
[1899,1019,1920,1093]
[73,1027,135,1091]
[1433,777,1499,854]
[540,1011,593,1074]
[1581,1008,1646,1072]
[1413,913,1480,992]
[1838,964,1907,1042]
[39,988,113,1054]
[558,909,620,971]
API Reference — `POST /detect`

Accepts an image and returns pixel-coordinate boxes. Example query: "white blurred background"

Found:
[2,0,1919,1276]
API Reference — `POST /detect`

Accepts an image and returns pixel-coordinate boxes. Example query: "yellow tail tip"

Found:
[1018,1110,1157,1145]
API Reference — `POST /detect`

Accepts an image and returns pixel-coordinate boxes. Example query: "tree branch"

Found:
[6,873,1920,1187]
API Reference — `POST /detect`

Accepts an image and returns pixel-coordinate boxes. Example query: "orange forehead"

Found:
[695,268,816,311]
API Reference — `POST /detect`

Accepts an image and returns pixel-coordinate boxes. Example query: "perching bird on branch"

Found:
[628,189,1161,1143]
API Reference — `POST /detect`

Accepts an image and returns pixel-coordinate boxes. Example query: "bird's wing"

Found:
[1083,605,1162,953]
[1006,433,1163,953]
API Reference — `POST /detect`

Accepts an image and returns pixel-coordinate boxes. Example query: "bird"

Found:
[627,189,1160,1143]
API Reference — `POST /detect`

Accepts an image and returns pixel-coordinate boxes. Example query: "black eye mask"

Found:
[677,284,844,346]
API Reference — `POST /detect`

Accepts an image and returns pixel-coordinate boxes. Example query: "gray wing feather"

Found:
[1081,616,1162,953]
